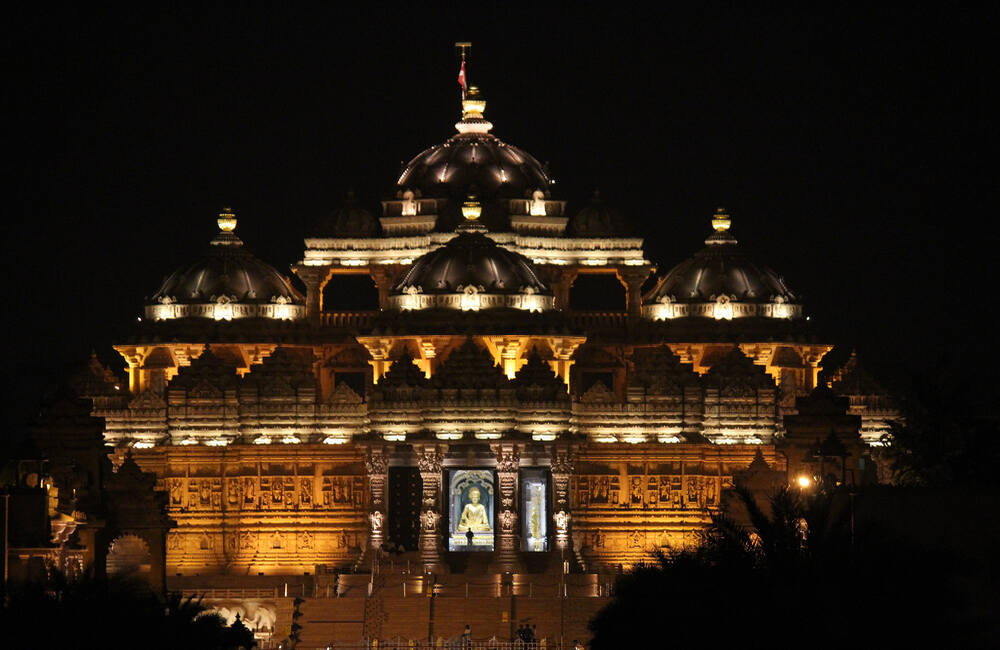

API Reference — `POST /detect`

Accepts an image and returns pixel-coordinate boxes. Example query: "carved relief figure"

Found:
[243,478,256,506]
[168,479,183,506]
[500,509,515,532]
[369,510,384,532]
[630,477,643,506]
[421,509,440,532]
[299,478,312,506]
[227,478,240,505]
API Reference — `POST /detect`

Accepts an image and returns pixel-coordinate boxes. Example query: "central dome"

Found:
[388,230,553,312]
[395,88,552,203]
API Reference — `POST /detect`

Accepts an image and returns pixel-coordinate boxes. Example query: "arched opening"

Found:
[323,274,380,311]
[107,533,151,577]
[569,274,626,311]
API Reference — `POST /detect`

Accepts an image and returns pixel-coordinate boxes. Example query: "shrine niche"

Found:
[520,468,548,552]
[448,469,495,551]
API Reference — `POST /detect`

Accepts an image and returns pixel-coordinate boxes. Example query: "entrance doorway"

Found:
[387,467,421,551]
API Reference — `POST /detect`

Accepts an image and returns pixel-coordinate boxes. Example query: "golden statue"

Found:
[457,487,491,532]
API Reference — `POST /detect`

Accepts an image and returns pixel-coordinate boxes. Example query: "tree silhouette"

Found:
[1,572,256,649]
[589,485,987,649]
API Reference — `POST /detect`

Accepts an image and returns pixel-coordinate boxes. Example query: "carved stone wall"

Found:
[136,447,366,575]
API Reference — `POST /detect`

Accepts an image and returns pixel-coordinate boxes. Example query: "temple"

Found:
[5,68,900,647]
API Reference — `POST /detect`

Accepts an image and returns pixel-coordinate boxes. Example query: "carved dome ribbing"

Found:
[642,210,801,321]
[147,212,305,321]
[387,231,553,312]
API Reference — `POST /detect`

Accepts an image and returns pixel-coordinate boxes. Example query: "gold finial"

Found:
[711,207,731,232]
[461,193,482,221]
[218,206,237,232]
[462,85,486,120]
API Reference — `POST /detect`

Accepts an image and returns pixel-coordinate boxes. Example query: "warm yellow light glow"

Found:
[711,207,731,232]
[133,441,155,449]
[797,475,812,488]
[460,286,481,311]
[217,207,237,232]
[461,194,482,220]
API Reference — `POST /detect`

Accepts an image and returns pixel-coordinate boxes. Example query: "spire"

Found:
[454,43,492,134]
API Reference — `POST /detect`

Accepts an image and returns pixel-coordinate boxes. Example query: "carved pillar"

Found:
[370,265,405,310]
[617,266,652,317]
[539,267,578,311]
[415,444,447,573]
[364,446,389,550]
[293,265,332,325]
[491,442,524,572]
[550,444,576,552]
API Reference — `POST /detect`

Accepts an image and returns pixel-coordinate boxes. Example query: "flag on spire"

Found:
[458,60,467,99]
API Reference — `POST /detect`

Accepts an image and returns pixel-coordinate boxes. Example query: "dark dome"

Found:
[311,192,380,237]
[146,211,305,321]
[642,210,801,321]
[567,190,628,237]
[396,90,551,203]
[646,241,795,304]
[393,231,550,295]
[397,134,551,201]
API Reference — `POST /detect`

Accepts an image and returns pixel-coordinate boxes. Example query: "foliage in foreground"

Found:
[0,573,255,650]
[588,486,995,649]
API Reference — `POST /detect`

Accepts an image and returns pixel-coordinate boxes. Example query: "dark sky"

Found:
[4,5,995,426]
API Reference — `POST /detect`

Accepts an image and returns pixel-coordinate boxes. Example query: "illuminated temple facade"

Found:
[15,83,900,645]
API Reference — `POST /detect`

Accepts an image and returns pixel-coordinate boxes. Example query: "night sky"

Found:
[5,5,995,428]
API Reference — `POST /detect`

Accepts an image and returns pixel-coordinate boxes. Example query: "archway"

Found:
[569,274,626,311]
[106,533,152,577]
[323,274,380,310]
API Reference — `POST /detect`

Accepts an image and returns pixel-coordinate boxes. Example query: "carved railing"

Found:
[566,311,629,330]
[321,310,379,329]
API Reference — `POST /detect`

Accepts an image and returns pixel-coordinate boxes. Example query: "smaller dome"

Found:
[642,209,802,321]
[566,190,628,237]
[388,228,553,312]
[311,191,380,238]
[146,209,305,321]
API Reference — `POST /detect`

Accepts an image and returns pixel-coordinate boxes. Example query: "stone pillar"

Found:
[364,446,389,550]
[370,265,405,310]
[491,442,524,572]
[617,266,652,317]
[415,444,447,573]
[539,267,578,311]
[550,444,576,552]
[293,265,332,325]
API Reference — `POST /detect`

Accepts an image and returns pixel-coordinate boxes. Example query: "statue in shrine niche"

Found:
[457,487,491,532]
